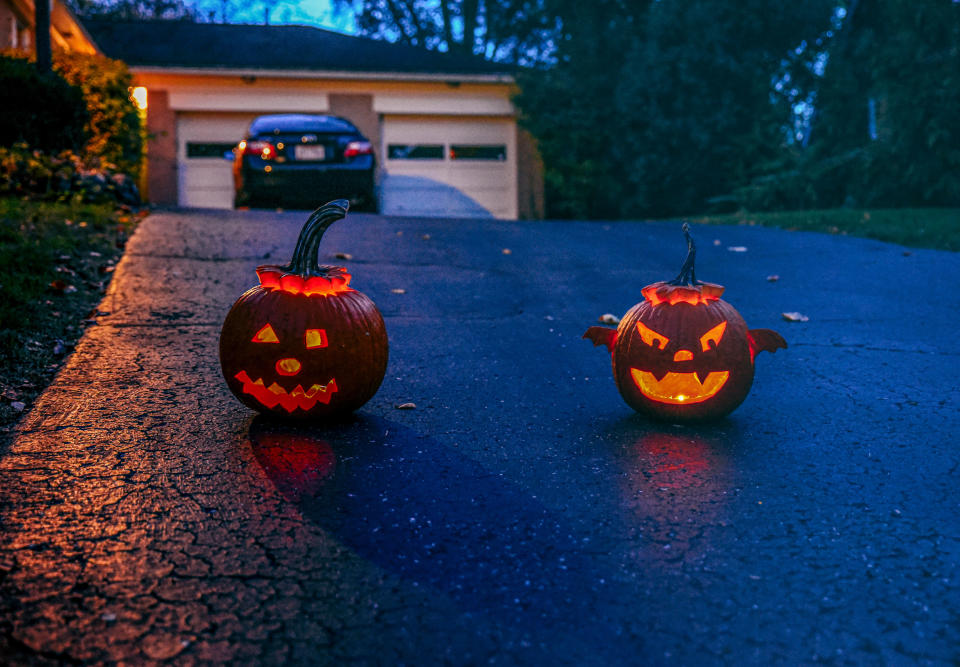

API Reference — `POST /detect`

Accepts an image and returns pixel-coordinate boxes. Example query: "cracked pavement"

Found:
[0,208,958,664]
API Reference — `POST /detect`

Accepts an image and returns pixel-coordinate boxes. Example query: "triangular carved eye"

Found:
[636,321,669,350]
[699,321,727,351]
[252,324,280,343]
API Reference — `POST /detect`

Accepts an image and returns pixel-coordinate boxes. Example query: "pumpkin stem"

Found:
[668,223,699,286]
[288,199,350,276]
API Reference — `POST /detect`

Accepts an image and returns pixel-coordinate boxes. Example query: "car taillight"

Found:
[344,141,373,158]
[242,140,277,160]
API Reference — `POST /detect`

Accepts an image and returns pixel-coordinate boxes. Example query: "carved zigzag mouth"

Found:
[630,369,729,405]
[235,370,338,413]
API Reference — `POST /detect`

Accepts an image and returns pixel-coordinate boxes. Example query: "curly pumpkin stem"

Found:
[287,199,350,276]
[668,222,699,286]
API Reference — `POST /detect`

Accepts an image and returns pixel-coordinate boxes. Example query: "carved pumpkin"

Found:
[220,200,388,418]
[584,224,786,421]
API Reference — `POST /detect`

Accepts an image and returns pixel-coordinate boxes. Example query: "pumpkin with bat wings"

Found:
[584,224,786,421]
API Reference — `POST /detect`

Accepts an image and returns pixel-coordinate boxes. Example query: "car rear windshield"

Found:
[249,115,358,136]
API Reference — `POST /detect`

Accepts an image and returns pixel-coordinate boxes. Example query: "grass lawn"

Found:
[686,208,960,252]
[0,197,141,445]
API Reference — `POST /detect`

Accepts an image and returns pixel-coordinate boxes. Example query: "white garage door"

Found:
[177,113,256,208]
[382,117,517,219]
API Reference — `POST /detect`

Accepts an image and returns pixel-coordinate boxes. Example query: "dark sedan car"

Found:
[233,114,376,210]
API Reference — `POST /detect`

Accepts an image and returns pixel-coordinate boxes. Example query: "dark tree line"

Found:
[344,0,960,218]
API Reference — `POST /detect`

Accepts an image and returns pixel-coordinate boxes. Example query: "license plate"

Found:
[295,145,326,161]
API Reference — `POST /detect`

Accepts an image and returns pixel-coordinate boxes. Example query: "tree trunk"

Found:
[35,0,52,74]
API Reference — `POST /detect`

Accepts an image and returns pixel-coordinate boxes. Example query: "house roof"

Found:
[82,20,514,79]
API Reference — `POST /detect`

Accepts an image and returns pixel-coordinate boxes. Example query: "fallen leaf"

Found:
[766,275,780,282]
[395,402,416,410]
[781,312,809,322]
[713,239,722,246]
[49,280,77,294]
[421,234,431,240]
[334,252,353,260]
[10,401,25,412]
[599,313,620,324]
[502,248,512,255]
[727,246,748,253]
[89,251,102,258]
[391,288,406,294]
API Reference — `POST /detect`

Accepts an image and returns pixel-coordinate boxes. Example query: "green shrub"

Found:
[0,55,88,152]
[53,51,143,178]
[1,50,143,179]
[0,144,82,199]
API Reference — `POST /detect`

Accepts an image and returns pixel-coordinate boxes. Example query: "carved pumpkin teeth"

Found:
[630,369,730,405]
[234,371,338,413]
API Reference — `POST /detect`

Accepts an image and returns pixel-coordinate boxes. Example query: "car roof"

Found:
[249,114,359,136]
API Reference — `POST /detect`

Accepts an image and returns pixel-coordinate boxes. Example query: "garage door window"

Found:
[388,144,444,160]
[449,145,507,161]
[186,142,238,158]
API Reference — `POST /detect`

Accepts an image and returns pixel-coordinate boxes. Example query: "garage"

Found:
[177,113,255,209]
[381,116,517,219]
[85,20,543,219]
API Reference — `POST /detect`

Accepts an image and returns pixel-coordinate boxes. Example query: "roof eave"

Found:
[129,65,515,85]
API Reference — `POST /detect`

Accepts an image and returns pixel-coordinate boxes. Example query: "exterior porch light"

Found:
[131,86,147,110]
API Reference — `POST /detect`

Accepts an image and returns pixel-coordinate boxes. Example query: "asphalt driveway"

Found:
[0,208,957,664]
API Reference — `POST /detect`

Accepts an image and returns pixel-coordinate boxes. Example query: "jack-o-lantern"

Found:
[584,224,785,421]
[219,200,388,418]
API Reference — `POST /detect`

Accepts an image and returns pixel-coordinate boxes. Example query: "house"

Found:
[1,0,96,54]
[2,4,543,219]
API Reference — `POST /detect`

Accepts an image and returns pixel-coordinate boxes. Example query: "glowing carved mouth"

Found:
[235,370,338,413]
[630,369,729,405]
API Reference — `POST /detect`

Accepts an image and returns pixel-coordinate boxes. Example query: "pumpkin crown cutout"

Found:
[219,200,388,419]
[640,224,726,307]
[256,200,354,296]
[584,224,786,422]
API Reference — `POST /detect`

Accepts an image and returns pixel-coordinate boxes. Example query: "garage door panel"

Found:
[382,116,517,219]
[177,113,255,209]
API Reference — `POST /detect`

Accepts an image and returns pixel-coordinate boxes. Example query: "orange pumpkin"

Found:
[219,200,388,418]
[585,224,785,421]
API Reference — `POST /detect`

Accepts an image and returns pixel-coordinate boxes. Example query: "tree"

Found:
[517,0,835,218]
[332,0,560,65]
[611,0,836,217]
[804,0,960,207]
[516,0,650,218]
[36,0,52,73]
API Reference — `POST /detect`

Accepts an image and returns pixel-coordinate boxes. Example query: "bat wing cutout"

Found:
[747,328,787,361]
[583,326,618,354]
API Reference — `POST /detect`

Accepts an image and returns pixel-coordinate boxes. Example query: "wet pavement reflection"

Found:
[247,415,640,661]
